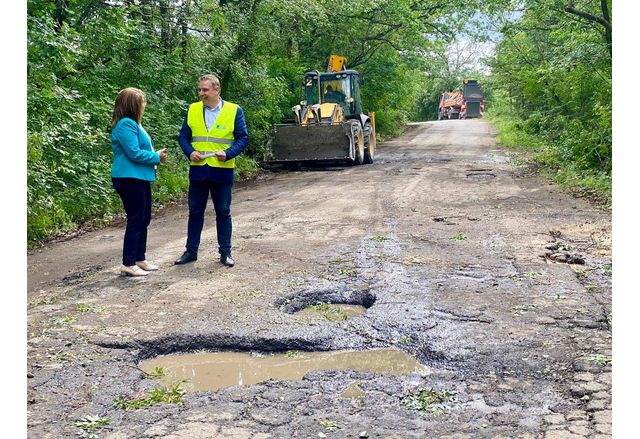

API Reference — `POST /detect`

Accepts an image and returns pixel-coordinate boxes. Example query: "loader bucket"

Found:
[267,123,352,163]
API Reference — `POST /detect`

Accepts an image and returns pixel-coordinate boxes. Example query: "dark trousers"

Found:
[112,178,152,266]
[186,179,233,256]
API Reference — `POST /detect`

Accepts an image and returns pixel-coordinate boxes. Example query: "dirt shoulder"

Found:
[27,120,611,438]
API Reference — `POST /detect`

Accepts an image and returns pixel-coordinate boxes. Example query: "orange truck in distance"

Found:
[438,91,463,120]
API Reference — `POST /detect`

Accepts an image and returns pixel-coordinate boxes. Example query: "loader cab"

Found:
[303,70,362,116]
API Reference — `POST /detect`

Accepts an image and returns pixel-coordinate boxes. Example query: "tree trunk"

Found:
[159,0,171,51]
[565,0,611,57]
[179,0,190,63]
[53,0,69,31]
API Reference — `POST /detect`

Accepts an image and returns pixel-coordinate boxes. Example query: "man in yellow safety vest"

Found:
[174,74,249,267]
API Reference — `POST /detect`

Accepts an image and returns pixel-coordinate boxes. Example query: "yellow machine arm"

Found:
[327,55,347,72]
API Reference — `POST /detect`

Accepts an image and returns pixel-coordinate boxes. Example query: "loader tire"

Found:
[363,121,376,164]
[347,120,364,166]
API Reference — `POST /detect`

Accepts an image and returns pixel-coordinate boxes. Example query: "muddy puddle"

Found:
[295,303,366,321]
[341,381,366,399]
[141,348,424,392]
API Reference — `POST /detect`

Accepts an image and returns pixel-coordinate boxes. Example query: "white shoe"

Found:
[120,265,149,276]
[136,260,159,271]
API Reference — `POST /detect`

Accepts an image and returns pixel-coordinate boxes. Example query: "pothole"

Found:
[426,156,453,163]
[276,287,376,315]
[449,270,491,281]
[140,348,425,392]
[466,171,496,181]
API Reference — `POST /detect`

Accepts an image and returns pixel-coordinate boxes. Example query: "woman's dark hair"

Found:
[111,88,146,127]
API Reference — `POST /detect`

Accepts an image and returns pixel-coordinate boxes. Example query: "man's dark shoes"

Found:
[220,254,235,267]
[174,251,197,265]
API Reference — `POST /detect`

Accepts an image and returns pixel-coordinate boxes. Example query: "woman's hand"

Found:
[158,148,168,163]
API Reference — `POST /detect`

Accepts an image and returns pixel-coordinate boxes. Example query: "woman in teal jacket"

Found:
[111,88,167,276]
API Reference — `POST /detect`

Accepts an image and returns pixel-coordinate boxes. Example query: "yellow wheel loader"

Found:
[265,55,376,166]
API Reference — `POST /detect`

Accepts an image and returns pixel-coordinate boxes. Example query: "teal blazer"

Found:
[111,117,160,181]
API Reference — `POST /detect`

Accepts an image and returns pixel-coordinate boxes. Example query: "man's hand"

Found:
[189,151,204,162]
[214,150,227,161]
[158,149,168,163]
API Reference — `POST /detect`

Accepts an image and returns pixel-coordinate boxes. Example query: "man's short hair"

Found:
[199,74,220,88]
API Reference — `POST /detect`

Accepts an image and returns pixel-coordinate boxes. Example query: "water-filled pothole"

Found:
[140,348,424,392]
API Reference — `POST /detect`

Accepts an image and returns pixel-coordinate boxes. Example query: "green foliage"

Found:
[27,295,60,309]
[50,315,77,326]
[285,350,301,358]
[359,47,425,136]
[319,419,340,432]
[401,388,457,415]
[144,367,167,378]
[74,415,110,439]
[338,267,357,277]
[112,382,186,410]
[306,302,350,321]
[75,303,106,314]
[587,354,612,366]
[486,0,611,202]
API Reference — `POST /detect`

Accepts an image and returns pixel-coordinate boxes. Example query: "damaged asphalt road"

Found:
[27,120,611,438]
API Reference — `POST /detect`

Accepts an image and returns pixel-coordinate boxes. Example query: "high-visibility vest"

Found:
[187,100,238,168]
